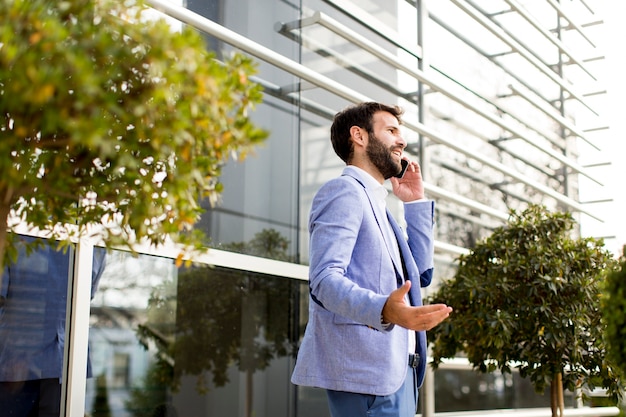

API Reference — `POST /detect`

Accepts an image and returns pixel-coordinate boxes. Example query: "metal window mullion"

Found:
[257,76,514,226]
[500,0,596,80]
[545,0,596,48]
[146,0,371,104]
[448,0,595,115]
[434,241,470,257]
[275,25,417,101]
[508,84,599,150]
[61,239,94,417]
[413,121,601,221]
[322,0,423,59]
[424,183,509,222]
[429,12,560,123]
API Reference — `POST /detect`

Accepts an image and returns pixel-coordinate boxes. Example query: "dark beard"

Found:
[366,133,401,179]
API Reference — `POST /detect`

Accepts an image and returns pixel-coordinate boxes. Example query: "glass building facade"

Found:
[0,1,615,417]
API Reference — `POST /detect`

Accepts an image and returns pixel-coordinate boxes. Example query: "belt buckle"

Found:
[409,353,419,368]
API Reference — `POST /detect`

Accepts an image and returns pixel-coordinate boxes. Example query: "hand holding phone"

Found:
[394,159,409,178]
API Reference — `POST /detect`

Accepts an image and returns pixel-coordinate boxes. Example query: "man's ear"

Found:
[350,126,366,148]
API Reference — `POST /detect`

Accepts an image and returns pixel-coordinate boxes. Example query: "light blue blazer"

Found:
[291,167,435,396]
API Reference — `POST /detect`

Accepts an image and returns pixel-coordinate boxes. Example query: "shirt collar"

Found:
[343,165,388,201]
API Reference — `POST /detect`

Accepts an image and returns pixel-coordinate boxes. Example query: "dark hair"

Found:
[330,102,403,163]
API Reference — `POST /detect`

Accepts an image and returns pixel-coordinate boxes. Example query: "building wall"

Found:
[83,1,607,416]
[3,1,608,416]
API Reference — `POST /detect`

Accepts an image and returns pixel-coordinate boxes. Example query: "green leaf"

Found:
[427,204,623,403]
[0,0,268,266]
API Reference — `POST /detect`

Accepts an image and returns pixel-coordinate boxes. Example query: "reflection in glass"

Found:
[87,247,306,417]
[187,0,302,264]
[87,251,177,417]
[198,94,300,264]
[0,235,105,417]
[216,229,292,262]
[168,265,299,417]
[434,368,575,412]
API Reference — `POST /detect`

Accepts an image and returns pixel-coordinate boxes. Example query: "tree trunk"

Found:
[0,201,11,291]
[245,369,253,417]
[550,373,565,417]
[557,372,565,417]
[241,285,255,417]
[550,377,557,417]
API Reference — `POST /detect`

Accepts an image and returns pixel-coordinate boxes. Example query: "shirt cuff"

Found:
[405,198,428,204]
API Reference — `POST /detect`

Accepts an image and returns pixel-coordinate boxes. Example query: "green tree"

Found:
[602,246,626,377]
[428,204,623,417]
[127,276,177,417]
[125,360,174,417]
[0,0,267,272]
[92,373,112,417]
[220,228,292,262]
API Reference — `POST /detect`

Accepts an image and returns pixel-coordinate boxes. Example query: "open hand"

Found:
[382,281,452,331]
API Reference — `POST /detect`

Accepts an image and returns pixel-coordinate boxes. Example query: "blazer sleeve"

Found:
[404,200,435,287]
[307,177,389,329]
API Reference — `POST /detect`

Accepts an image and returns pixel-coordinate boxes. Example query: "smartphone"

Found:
[394,159,409,178]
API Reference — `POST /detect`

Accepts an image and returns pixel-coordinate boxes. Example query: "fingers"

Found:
[390,160,425,202]
[407,304,453,331]
[419,303,452,313]
[402,159,420,175]
[383,283,453,331]
[404,159,417,174]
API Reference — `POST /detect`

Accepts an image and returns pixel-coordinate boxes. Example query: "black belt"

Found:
[409,353,419,368]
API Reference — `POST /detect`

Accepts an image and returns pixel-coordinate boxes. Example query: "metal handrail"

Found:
[449,0,596,116]
[144,0,603,221]
[278,11,602,185]
[501,0,597,80]
[324,0,423,59]
[508,85,599,151]
[545,0,597,48]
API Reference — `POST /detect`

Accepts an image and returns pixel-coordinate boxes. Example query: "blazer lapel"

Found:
[343,171,406,288]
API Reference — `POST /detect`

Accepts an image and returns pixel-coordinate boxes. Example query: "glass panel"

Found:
[87,251,309,417]
[199,94,301,264]
[87,250,177,417]
[293,272,330,417]
[186,0,303,264]
[434,368,576,412]
[0,235,104,417]
[166,265,301,417]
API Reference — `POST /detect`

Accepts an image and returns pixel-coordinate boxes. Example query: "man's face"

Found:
[365,112,406,179]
